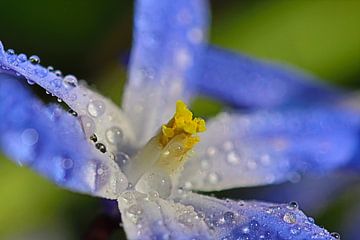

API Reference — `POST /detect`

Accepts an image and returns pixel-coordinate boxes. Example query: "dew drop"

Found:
[17,53,27,63]
[57,98,62,103]
[21,128,39,146]
[55,70,62,77]
[226,151,240,165]
[80,116,96,137]
[283,212,296,224]
[6,49,15,55]
[29,55,40,64]
[90,134,98,142]
[47,66,54,72]
[206,172,220,184]
[331,232,340,239]
[87,100,105,117]
[106,127,123,145]
[27,79,35,85]
[95,143,107,153]
[63,75,78,88]
[287,201,299,210]
[68,109,78,117]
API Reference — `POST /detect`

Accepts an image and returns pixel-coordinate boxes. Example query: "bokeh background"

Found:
[1,0,360,239]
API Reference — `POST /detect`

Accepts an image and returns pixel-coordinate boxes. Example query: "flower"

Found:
[0,0,357,239]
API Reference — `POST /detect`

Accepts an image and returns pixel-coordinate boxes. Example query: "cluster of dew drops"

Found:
[2,48,126,159]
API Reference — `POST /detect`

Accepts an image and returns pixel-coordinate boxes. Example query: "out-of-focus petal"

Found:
[0,75,129,198]
[117,191,212,240]
[123,0,209,146]
[179,107,360,191]
[174,192,336,240]
[196,46,342,108]
[0,41,136,160]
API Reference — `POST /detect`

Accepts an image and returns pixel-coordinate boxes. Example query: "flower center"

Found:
[126,100,206,198]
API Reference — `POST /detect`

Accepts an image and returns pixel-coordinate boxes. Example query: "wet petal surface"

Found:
[0,74,128,198]
[123,0,209,146]
[180,107,360,191]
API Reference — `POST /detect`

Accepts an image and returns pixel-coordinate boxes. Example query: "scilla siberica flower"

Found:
[0,0,358,239]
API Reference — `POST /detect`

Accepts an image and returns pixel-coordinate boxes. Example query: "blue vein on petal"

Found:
[0,74,96,193]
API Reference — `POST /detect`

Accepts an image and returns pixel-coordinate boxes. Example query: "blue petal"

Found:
[122,0,209,145]
[196,46,342,108]
[0,41,136,159]
[180,106,360,191]
[0,74,128,197]
[175,192,337,240]
[118,191,213,240]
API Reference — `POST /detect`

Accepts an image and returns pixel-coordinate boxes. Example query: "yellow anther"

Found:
[160,100,206,150]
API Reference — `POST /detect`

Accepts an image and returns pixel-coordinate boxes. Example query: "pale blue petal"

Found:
[175,192,337,240]
[123,0,209,146]
[180,107,360,191]
[118,191,212,240]
[0,44,129,198]
[0,41,136,160]
[196,46,342,108]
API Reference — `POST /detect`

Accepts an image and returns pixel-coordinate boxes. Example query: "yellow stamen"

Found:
[160,100,206,149]
[155,100,206,174]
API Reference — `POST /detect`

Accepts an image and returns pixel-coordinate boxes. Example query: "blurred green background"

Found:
[0,0,360,239]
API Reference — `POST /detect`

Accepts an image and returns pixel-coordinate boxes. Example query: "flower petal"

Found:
[174,192,336,240]
[0,68,128,199]
[123,0,209,146]
[0,41,136,162]
[179,107,360,191]
[117,191,212,240]
[196,46,342,108]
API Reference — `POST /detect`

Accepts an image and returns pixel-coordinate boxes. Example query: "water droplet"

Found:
[106,127,123,145]
[126,204,143,224]
[283,212,296,224]
[47,66,54,72]
[87,100,105,117]
[57,98,62,103]
[287,201,299,210]
[17,53,27,63]
[35,67,48,78]
[226,151,240,165]
[148,191,159,201]
[206,172,220,184]
[90,134,97,142]
[6,49,15,55]
[331,232,340,239]
[27,79,35,85]
[95,143,107,153]
[80,116,96,137]
[206,147,217,157]
[55,70,62,77]
[63,75,78,88]
[115,152,130,169]
[21,128,39,146]
[61,158,74,170]
[29,55,40,64]
[137,171,172,198]
[68,109,78,117]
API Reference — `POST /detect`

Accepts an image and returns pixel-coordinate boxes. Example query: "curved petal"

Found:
[196,46,342,108]
[0,74,129,198]
[179,107,360,191]
[0,41,136,161]
[123,0,209,146]
[117,191,212,240]
[174,192,337,240]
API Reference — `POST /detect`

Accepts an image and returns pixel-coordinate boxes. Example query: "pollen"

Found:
[160,100,206,149]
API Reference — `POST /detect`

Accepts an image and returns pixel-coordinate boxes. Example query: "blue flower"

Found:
[0,0,356,239]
